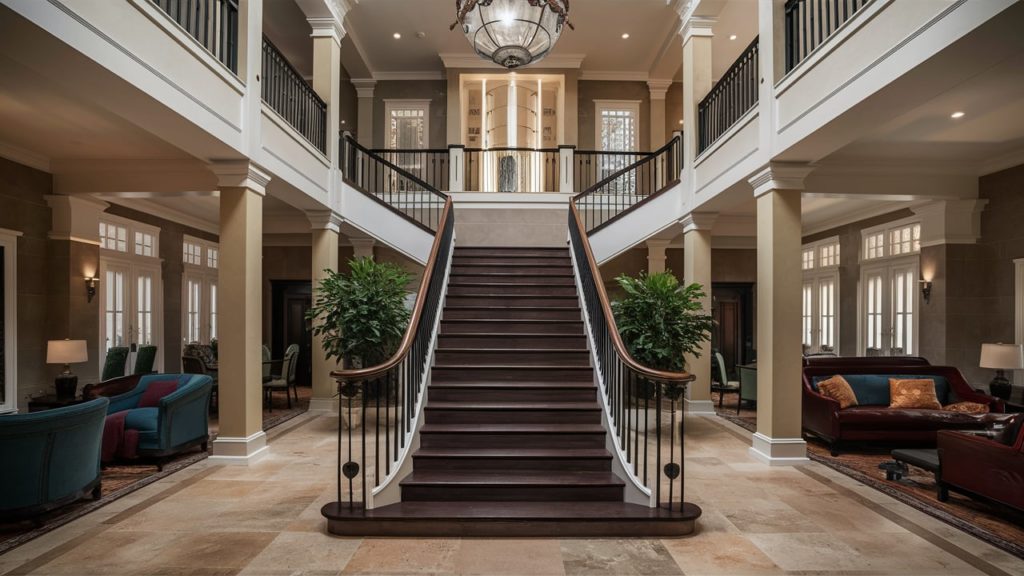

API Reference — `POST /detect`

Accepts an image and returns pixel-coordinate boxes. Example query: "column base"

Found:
[209,431,269,465]
[748,432,809,466]
[683,399,716,415]
[308,396,339,412]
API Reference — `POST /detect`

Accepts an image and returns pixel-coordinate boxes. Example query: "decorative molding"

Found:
[980,147,1024,176]
[0,142,50,173]
[209,161,271,194]
[209,431,269,465]
[578,71,649,82]
[749,433,809,466]
[748,162,814,197]
[103,197,219,235]
[308,16,345,44]
[351,78,377,98]
[911,198,989,247]
[683,399,716,415]
[439,52,586,69]
[680,16,715,44]
[350,237,376,259]
[45,194,109,245]
[680,212,718,233]
[307,210,343,233]
[647,79,674,100]
[373,71,445,81]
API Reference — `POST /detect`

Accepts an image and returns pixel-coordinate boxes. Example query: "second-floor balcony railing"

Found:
[697,37,759,154]
[372,149,450,192]
[150,0,238,73]
[463,148,560,193]
[262,37,327,153]
[785,0,873,72]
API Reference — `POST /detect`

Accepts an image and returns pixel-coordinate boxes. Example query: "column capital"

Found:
[911,198,989,247]
[209,161,271,195]
[308,17,345,44]
[680,16,715,44]
[44,194,109,245]
[748,163,814,197]
[350,237,375,259]
[307,209,343,233]
[680,212,717,233]
[351,78,377,98]
[647,79,673,100]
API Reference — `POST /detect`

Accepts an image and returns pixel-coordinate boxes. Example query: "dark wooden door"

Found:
[271,281,313,387]
[711,283,754,377]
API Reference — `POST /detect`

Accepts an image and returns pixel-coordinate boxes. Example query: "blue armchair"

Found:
[0,398,109,521]
[106,374,213,464]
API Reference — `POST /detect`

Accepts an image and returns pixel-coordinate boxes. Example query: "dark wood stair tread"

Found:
[427,402,600,411]
[414,448,611,459]
[429,382,595,389]
[420,423,605,434]
[401,471,624,487]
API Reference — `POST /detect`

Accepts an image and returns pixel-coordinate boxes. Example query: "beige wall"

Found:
[664,82,683,144]
[339,66,358,136]
[368,80,448,149]
[577,81,650,151]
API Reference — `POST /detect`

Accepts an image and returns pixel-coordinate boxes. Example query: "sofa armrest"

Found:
[158,379,213,450]
[106,385,146,414]
[802,386,840,441]
[938,430,1024,509]
[946,374,1004,412]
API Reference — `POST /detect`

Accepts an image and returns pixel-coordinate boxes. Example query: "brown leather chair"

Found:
[81,374,143,400]
[937,416,1024,513]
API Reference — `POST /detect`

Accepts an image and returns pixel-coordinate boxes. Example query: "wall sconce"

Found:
[85,276,99,303]
[919,280,932,304]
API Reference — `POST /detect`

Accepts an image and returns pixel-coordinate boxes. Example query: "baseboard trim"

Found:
[748,432,809,466]
[683,399,716,415]
[308,397,338,412]
[210,431,269,465]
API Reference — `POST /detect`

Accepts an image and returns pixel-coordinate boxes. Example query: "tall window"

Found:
[596,102,639,152]
[859,218,921,356]
[385,100,430,150]
[182,235,219,345]
[0,229,19,414]
[802,237,841,354]
[99,216,162,374]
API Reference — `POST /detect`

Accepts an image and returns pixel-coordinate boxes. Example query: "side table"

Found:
[27,395,87,413]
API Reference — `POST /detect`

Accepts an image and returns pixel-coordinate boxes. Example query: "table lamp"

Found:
[979,343,1023,401]
[47,339,88,400]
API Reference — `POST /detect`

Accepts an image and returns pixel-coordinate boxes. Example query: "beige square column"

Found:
[645,239,671,274]
[352,79,376,148]
[308,17,345,165]
[308,210,342,412]
[681,212,717,415]
[681,17,714,170]
[748,163,812,465]
[647,80,671,151]
[210,162,270,464]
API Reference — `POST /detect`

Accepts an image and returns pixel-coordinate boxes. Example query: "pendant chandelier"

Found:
[452,0,573,69]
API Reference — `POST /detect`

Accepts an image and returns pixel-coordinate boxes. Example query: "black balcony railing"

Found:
[573,150,653,192]
[697,37,759,154]
[785,0,872,72]
[150,0,238,72]
[262,37,327,153]
[342,136,448,233]
[573,135,682,234]
[371,149,450,192]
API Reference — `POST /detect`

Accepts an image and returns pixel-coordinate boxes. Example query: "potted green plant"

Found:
[611,271,714,405]
[307,257,413,428]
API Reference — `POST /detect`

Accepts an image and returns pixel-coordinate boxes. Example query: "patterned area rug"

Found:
[713,393,1024,560]
[0,388,311,556]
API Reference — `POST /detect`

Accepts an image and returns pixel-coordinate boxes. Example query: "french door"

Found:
[802,273,839,354]
[183,271,217,344]
[860,259,918,356]
[99,258,162,375]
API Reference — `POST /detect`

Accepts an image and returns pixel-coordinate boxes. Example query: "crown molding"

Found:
[0,141,50,173]
[373,71,445,81]
[308,17,344,43]
[980,147,1024,176]
[681,16,715,43]
[440,53,586,69]
[579,71,649,82]
[105,197,219,235]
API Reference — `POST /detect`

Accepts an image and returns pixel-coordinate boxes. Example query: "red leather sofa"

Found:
[802,357,1006,454]
[938,418,1024,513]
[82,374,143,400]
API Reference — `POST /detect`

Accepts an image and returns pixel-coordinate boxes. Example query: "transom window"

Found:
[801,238,841,271]
[862,219,921,261]
[183,241,203,266]
[134,231,155,257]
[100,222,128,253]
[100,217,158,258]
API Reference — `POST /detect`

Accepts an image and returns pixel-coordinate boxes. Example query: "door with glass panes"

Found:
[861,259,918,356]
[99,259,161,375]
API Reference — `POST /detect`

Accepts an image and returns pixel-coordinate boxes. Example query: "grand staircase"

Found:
[323,246,698,536]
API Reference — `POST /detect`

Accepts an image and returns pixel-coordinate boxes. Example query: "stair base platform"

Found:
[321,501,701,537]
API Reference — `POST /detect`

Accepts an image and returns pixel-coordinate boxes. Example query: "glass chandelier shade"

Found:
[455,0,571,69]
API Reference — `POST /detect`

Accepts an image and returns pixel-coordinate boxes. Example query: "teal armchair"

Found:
[0,398,109,520]
[106,374,213,464]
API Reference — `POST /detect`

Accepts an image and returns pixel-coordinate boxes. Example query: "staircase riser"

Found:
[432,367,593,382]
[444,309,581,321]
[453,257,572,266]
[451,266,573,275]
[419,433,606,449]
[428,388,597,403]
[434,350,590,365]
[424,409,602,425]
[454,248,569,258]
[450,275,575,285]
[402,485,623,502]
[437,335,588,349]
[440,321,584,335]
[447,285,578,296]
[412,457,612,471]
[446,296,579,307]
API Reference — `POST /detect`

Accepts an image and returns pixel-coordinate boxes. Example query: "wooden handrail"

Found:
[568,196,694,385]
[344,135,448,204]
[330,198,452,383]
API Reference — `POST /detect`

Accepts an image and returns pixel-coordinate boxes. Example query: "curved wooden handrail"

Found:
[330,199,452,384]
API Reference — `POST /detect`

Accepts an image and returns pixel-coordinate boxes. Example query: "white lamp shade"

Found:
[47,339,88,365]
[979,343,1024,370]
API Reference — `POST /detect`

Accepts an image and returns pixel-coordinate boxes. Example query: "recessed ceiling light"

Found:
[622,33,630,39]
[950,111,965,119]
[393,32,402,39]
[729,34,737,40]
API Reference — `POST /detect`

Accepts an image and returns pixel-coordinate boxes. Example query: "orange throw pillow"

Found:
[943,401,989,415]
[889,378,942,410]
[818,375,858,409]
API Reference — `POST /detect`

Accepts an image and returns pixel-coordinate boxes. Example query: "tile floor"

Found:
[1,412,1022,576]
